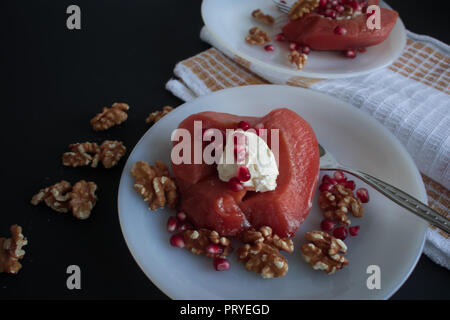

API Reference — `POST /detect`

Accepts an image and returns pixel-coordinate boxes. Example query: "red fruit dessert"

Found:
[172,108,320,237]
[282,0,398,51]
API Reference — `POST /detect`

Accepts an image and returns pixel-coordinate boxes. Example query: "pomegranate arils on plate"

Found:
[238,165,251,182]
[334,4,345,13]
[237,120,251,130]
[319,182,334,192]
[343,180,356,190]
[213,258,230,271]
[322,174,337,185]
[320,219,335,232]
[349,225,360,236]
[170,234,185,248]
[319,0,328,8]
[167,216,178,233]
[178,222,193,231]
[289,42,299,51]
[206,244,224,256]
[333,170,347,183]
[333,226,348,240]
[275,33,285,41]
[229,177,244,192]
[344,49,356,58]
[324,9,336,18]
[334,26,347,35]
[264,44,275,52]
[356,188,370,203]
[301,46,311,54]
[176,211,187,222]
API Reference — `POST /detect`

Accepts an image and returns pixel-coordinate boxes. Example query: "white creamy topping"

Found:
[217,130,279,192]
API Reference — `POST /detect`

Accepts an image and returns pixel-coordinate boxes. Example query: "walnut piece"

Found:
[131,160,177,210]
[289,0,319,20]
[245,27,270,45]
[146,106,173,125]
[183,229,233,258]
[62,140,126,169]
[0,225,28,274]
[90,102,129,131]
[31,180,98,219]
[288,50,308,70]
[69,180,98,220]
[237,226,293,278]
[301,230,348,274]
[318,184,363,225]
[251,9,275,25]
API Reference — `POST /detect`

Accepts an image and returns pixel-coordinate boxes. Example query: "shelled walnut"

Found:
[62,140,126,169]
[31,180,98,219]
[318,184,363,225]
[237,226,293,278]
[131,160,177,210]
[300,230,348,274]
[251,9,275,25]
[288,50,308,70]
[145,106,173,125]
[245,27,270,45]
[90,102,129,131]
[289,0,319,20]
[183,229,233,258]
[0,225,28,274]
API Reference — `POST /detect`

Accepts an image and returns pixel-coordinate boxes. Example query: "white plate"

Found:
[201,0,406,79]
[118,85,427,299]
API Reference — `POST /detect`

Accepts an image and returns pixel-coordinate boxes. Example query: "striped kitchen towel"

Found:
[166,27,450,269]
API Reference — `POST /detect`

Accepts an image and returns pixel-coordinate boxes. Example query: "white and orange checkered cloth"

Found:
[166,27,450,269]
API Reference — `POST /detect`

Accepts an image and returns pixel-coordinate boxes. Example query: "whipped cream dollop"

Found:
[217,130,279,192]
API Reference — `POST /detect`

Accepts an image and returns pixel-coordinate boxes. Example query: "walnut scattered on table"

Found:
[245,27,270,45]
[300,230,348,274]
[62,140,126,169]
[289,0,319,20]
[131,160,177,210]
[288,50,308,70]
[183,229,233,258]
[237,226,293,278]
[31,180,98,219]
[90,102,129,131]
[318,184,363,225]
[145,106,173,125]
[0,225,28,274]
[251,9,275,25]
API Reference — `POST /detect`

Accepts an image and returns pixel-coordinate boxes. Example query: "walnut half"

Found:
[289,0,319,20]
[183,229,233,258]
[245,27,270,45]
[288,50,308,70]
[146,106,173,125]
[300,231,348,274]
[0,225,28,274]
[251,9,275,25]
[90,102,129,131]
[62,140,126,169]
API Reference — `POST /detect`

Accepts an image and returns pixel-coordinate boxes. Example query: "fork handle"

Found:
[323,168,450,234]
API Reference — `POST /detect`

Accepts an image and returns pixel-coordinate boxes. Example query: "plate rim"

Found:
[117,85,427,300]
[200,0,407,79]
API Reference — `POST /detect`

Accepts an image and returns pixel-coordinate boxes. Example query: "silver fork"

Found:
[272,0,292,13]
[319,144,450,233]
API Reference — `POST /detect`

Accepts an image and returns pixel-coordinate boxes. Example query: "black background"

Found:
[0,0,449,300]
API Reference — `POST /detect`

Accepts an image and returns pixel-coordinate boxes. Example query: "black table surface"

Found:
[1,0,449,300]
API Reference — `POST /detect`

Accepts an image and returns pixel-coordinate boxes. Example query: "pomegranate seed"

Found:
[178,222,193,231]
[319,0,328,8]
[237,120,251,131]
[324,9,336,18]
[206,244,224,256]
[280,0,286,3]
[322,174,338,185]
[229,177,244,192]
[320,219,335,232]
[238,166,251,182]
[356,188,370,203]
[349,225,360,236]
[264,44,275,52]
[319,182,334,192]
[347,0,360,10]
[333,226,348,240]
[213,258,230,271]
[334,4,345,12]
[344,49,356,58]
[343,180,356,190]
[289,42,299,51]
[170,234,185,248]
[330,0,338,5]
[176,211,187,222]
[275,33,285,41]
[334,26,347,35]
[167,216,178,233]
[333,170,347,183]
[301,46,311,54]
